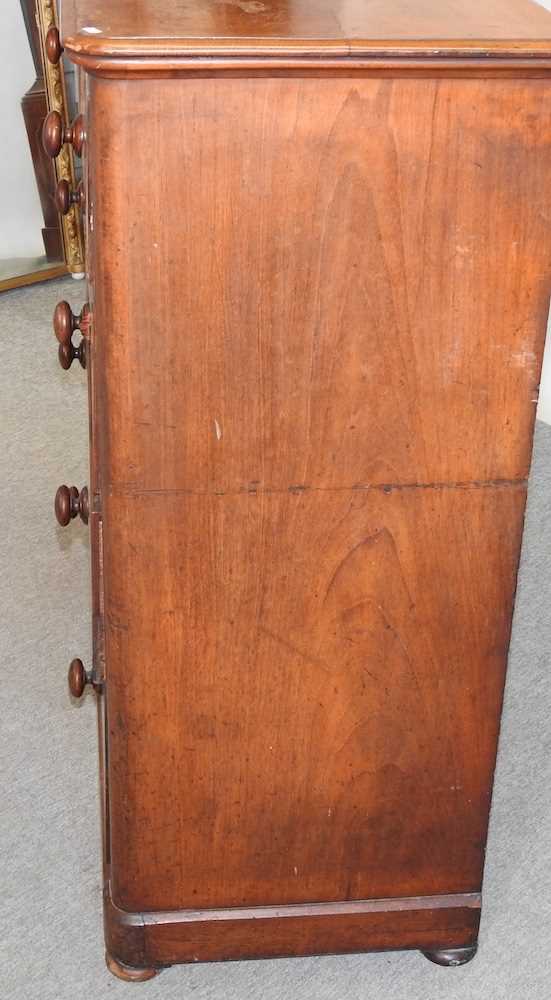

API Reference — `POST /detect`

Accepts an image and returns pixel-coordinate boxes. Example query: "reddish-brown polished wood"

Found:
[91,77,550,496]
[85,63,551,941]
[53,300,90,343]
[58,339,86,370]
[58,0,551,978]
[68,657,102,697]
[45,24,63,65]
[53,300,76,344]
[42,110,86,158]
[68,658,88,698]
[54,178,84,215]
[104,883,480,969]
[102,485,525,911]
[61,0,551,63]
[53,301,89,372]
[104,953,158,982]
[55,485,89,526]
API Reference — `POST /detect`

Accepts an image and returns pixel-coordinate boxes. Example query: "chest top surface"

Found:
[60,0,551,60]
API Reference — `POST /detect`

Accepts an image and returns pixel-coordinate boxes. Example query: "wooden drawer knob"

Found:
[53,302,89,370]
[42,111,86,158]
[58,340,87,370]
[68,658,102,698]
[55,485,89,526]
[68,658,92,698]
[53,301,90,345]
[68,658,88,698]
[55,179,85,216]
[45,26,63,65]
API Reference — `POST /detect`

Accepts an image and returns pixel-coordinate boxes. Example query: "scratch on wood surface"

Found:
[214,419,222,441]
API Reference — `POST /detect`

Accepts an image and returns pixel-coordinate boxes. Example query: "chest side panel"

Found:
[93,76,551,492]
[88,75,551,911]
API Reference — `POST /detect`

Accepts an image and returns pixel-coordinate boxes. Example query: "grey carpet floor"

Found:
[1,276,550,999]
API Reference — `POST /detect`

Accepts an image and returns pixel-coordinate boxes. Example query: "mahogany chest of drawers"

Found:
[44,0,551,981]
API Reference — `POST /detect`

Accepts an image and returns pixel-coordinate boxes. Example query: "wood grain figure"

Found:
[50,0,551,980]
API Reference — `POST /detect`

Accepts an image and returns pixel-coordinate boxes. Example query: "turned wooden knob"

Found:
[42,111,86,158]
[55,485,89,526]
[58,339,87,370]
[68,658,91,698]
[53,301,90,345]
[45,26,63,65]
[55,179,85,215]
[68,658,102,699]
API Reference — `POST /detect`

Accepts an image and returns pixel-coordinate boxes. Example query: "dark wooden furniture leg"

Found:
[105,953,159,982]
[422,945,478,967]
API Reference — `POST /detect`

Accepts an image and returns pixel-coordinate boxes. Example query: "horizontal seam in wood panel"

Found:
[106,478,528,498]
[106,887,481,925]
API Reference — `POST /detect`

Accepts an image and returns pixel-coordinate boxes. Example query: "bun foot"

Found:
[105,952,159,981]
[422,944,478,967]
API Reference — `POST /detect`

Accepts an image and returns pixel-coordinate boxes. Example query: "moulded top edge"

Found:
[59,0,551,65]
[60,38,551,79]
